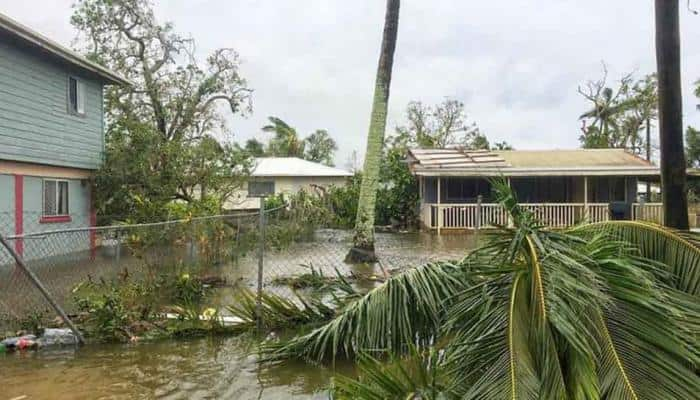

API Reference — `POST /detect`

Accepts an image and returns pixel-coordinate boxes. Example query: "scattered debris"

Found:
[37,329,79,347]
[1,334,38,351]
[0,329,79,352]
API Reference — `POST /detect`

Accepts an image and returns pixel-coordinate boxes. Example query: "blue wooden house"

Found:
[0,12,128,257]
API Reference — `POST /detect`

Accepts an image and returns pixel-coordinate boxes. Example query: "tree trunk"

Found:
[655,0,689,229]
[346,0,400,263]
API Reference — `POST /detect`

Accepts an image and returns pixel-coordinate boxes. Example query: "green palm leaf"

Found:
[571,220,700,295]
[263,260,466,363]
[265,181,700,398]
[332,346,451,400]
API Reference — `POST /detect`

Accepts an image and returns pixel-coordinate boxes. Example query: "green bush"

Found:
[325,150,419,229]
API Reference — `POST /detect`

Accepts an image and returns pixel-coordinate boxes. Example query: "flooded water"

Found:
[0,230,477,399]
[0,335,344,399]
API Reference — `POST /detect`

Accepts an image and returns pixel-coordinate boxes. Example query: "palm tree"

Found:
[579,87,639,148]
[267,179,700,398]
[655,0,689,229]
[346,0,401,263]
[262,116,305,158]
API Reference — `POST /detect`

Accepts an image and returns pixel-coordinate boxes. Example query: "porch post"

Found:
[506,177,513,228]
[584,176,589,219]
[437,177,442,235]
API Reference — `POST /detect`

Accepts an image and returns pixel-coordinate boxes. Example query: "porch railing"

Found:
[428,203,611,230]
[424,202,667,231]
[631,203,664,225]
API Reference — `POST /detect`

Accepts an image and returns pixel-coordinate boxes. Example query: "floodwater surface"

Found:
[0,335,341,399]
[0,231,477,399]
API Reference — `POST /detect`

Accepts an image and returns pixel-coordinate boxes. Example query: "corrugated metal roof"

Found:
[408,148,510,168]
[251,157,353,177]
[0,12,130,86]
[407,148,660,177]
[495,149,653,168]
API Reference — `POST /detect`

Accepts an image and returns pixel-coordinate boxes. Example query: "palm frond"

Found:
[332,346,451,400]
[571,220,700,295]
[584,234,700,399]
[226,288,334,330]
[262,261,466,363]
[264,181,700,398]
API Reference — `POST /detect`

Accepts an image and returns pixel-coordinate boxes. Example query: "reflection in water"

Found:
[0,230,477,399]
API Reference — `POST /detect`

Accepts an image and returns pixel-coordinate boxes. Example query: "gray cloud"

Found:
[2,0,700,167]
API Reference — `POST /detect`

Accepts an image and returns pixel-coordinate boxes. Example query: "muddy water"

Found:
[0,231,477,400]
[0,335,344,399]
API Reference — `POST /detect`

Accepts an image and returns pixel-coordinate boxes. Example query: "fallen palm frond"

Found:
[226,288,335,330]
[264,178,700,399]
[271,264,334,289]
[262,260,467,363]
[272,264,386,291]
[331,345,451,400]
[571,220,700,295]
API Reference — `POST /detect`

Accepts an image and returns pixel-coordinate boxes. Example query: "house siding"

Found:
[0,173,91,264]
[225,176,349,210]
[0,174,14,237]
[0,39,104,170]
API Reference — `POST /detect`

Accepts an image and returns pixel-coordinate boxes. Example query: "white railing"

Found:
[631,203,663,224]
[587,203,610,223]
[428,203,610,230]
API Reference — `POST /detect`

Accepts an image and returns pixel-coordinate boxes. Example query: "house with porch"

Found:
[0,12,128,259]
[407,148,674,233]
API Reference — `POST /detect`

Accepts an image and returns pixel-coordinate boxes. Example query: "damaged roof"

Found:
[407,148,660,177]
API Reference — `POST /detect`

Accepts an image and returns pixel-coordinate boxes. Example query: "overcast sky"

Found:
[3,0,700,168]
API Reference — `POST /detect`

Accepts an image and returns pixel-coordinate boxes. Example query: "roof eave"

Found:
[251,173,353,178]
[412,166,662,177]
[0,13,132,86]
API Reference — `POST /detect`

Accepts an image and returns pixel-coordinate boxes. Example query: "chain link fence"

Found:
[0,207,474,334]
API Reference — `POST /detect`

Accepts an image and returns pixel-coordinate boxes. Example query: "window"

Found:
[444,178,488,202]
[68,77,85,115]
[248,181,275,197]
[43,179,69,216]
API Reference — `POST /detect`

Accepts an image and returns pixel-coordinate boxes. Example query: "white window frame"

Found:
[68,76,86,116]
[42,178,70,217]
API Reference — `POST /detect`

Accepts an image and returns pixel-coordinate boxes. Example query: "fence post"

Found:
[232,216,240,263]
[475,195,482,245]
[0,234,85,345]
[256,204,266,332]
[476,195,483,230]
[115,229,121,263]
[189,222,196,265]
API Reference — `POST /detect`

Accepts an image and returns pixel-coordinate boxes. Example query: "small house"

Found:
[407,148,686,233]
[226,157,353,209]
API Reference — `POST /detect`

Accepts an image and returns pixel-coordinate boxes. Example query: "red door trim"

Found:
[14,175,23,256]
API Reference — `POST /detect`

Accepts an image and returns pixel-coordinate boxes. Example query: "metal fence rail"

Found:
[0,207,473,334]
[0,211,262,333]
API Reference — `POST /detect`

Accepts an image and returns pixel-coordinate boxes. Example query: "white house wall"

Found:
[224,176,348,210]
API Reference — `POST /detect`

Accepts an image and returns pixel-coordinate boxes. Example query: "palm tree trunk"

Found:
[655,0,689,229]
[346,0,401,263]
